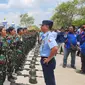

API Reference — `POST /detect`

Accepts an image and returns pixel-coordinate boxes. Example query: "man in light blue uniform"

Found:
[40,20,58,85]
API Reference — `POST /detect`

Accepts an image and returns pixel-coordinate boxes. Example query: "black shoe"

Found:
[11,76,17,80]
[8,77,15,83]
[71,66,76,69]
[16,71,22,75]
[80,71,85,74]
[76,70,85,74]
[63,64,66,68]
[8,75,17,82]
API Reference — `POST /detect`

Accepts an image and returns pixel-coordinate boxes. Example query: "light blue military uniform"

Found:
[40,31,57,85]
[40,31,57,57]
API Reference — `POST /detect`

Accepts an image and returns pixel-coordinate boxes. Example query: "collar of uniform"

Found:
[43,31,50,37]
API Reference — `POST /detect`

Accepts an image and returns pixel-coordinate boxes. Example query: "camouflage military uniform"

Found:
[6,35,17,81]
[0,36,7,85]
[15,34,24,73]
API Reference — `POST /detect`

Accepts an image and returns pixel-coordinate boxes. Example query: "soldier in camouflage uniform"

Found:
[15,27,24,74]
[7,27,17,82]
[23,28,30,55]
[0,26,7,85]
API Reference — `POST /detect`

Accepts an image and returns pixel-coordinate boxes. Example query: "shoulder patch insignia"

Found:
[48,39,52,42]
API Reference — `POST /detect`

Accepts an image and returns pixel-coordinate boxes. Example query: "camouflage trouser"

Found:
[7,53,15,77]
[0,65,6,85]
[7,59,14,76]
[15,50,23,72]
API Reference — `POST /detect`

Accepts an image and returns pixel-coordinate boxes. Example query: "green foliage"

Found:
[31,25,40,30]
[20,13,34,27]
[72,19,85,26]
[28,25,40,31]
[51,0,85,28]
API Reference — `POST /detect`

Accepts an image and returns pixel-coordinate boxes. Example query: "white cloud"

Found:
[0,0,34,9]
[0,0,70,26]
[0,3,9,9]
[0,9,53,26]
[0,0,60,9]
[0,12,20,25]
[0,0,71,9]
[9,0,34,8]
[28,8,54,26]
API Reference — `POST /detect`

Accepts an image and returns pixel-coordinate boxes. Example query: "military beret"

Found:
[41,20,53,29]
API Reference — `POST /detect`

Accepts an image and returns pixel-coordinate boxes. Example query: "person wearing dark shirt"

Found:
[56,27,65,54]
[80,42,85,74]
[77,26,85,74]
[63,25,77,69]
[77,26,85,56]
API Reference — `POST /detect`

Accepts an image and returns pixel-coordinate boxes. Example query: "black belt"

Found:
[41,57,55,60]
[41,56,48,59]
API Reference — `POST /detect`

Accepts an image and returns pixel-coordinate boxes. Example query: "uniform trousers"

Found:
[81,54,85,73]
[41,57,56,85]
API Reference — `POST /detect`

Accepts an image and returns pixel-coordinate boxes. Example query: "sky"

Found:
[0,0,70,26]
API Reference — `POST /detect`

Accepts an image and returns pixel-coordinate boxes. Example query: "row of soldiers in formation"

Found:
[0,26,37,85]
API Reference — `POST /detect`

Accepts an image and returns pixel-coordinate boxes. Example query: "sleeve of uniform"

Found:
[48,36,58,49]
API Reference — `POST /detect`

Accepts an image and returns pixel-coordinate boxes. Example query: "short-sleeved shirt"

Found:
[80,42,85,55]
[65,32,77,49]
[40,31,58,57]
[56,32,65,43]
[77,31,85,45]
[51,31,57,39]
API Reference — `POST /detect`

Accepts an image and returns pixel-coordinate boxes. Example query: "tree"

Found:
[28,25,40,31]
[72,19,85,26]
[51,0,78,28]
[20,13,34,27]
[73,0,85,26]
[78,0,85,18]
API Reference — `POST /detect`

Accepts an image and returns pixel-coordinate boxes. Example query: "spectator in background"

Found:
[56,27,65,54]
[77,26,85,56]
[80,40,85,74]
[77,26,85,74]
[77,26,81,34]
[63,25,77,69]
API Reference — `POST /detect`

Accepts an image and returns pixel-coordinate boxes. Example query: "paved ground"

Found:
[55,54,85,85]
[4,48,85,85]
